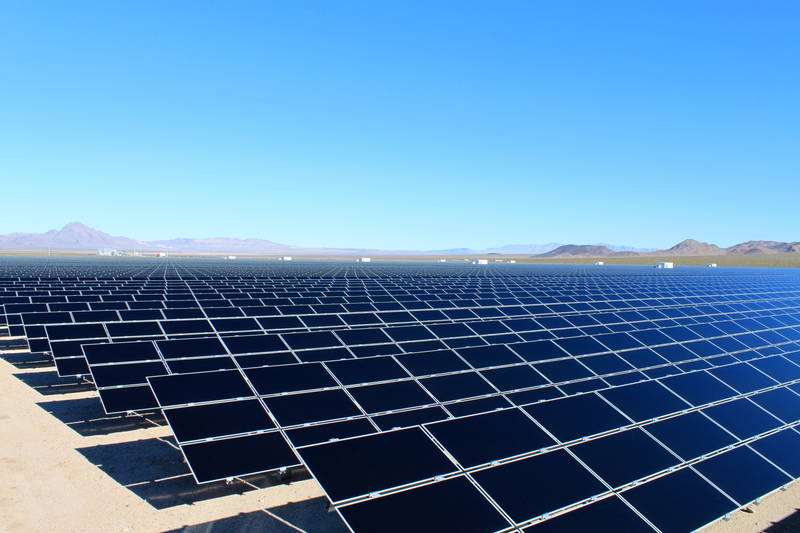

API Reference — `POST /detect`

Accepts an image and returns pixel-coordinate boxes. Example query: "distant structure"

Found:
[707,263,718,268]
[655,262,674,269]
[225,255,237,260]
[281,256,293,261]
[357,257,372,263]
[439,259,447,262]
[594,261,604,265]
[155,252,168,258]
[97,248,119,256]
[476,259,489,265]
[508,260,516,264]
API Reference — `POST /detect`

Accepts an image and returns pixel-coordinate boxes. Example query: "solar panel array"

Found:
[3,256,800,533]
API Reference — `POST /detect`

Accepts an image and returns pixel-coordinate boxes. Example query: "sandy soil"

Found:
[699,480,800,533]
[2,251,799,268]
[0,334,347,533]
[1,330,798,533]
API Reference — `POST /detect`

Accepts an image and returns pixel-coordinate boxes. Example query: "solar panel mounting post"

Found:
[275,466,291,483]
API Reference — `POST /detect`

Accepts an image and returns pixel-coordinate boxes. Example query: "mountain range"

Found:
[428,243,655,255]
[0,223,797,257]
[0,223,310,254]
[538,239,800,258]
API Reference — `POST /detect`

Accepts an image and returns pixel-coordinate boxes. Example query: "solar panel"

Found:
[3,257,800,532]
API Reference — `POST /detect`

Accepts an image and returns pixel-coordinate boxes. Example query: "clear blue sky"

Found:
[1,1,798,250]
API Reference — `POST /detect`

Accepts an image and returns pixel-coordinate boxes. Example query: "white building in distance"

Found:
[655,262,674,269]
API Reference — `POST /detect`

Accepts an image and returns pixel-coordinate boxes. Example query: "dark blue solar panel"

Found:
[472,449,607,523]
[644,411,736,461]
[426,409,555,468]
[694,446,791,505]
[6,258,800,533]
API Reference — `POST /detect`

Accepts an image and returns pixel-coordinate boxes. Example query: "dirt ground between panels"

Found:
[0,332,798,533]
[0,334,348,533]
[700,480,800,533]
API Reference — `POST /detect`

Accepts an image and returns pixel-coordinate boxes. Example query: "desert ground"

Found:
[0,332,348,533]
[1,328,798,533]
[2,250,800,268]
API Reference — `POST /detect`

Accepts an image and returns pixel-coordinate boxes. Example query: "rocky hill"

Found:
[0,223,297,253]
[535,245,637,258]
[726,241,800,254]
[651,239,726,256]
[0,222,147,251]
[535,238,800,258]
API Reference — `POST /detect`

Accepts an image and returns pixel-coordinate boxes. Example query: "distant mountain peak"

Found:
[661,239,725,256]
[535,244,636,258]
[63,221,92,230]
[0,222,146,251]
[57,222,109,237]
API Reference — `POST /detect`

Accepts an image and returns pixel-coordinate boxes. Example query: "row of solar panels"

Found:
[10,281,766,292]
[64,290,797,448]
[4,272,798,328]
[6,286,798,316]
[12,288,791,388]
[5,261,800,533]
[135,332,800,532]
[11,290,800,327]
[147,341,800,438]
[3,273,798,302]
[1,258,791,276]
[24,298,800,355]
[37,293,800,376]
[68,280,800,531]
[12,285,796,374]
[71,298,799,387]
[85,313,799,415]
[3,274,796,293]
